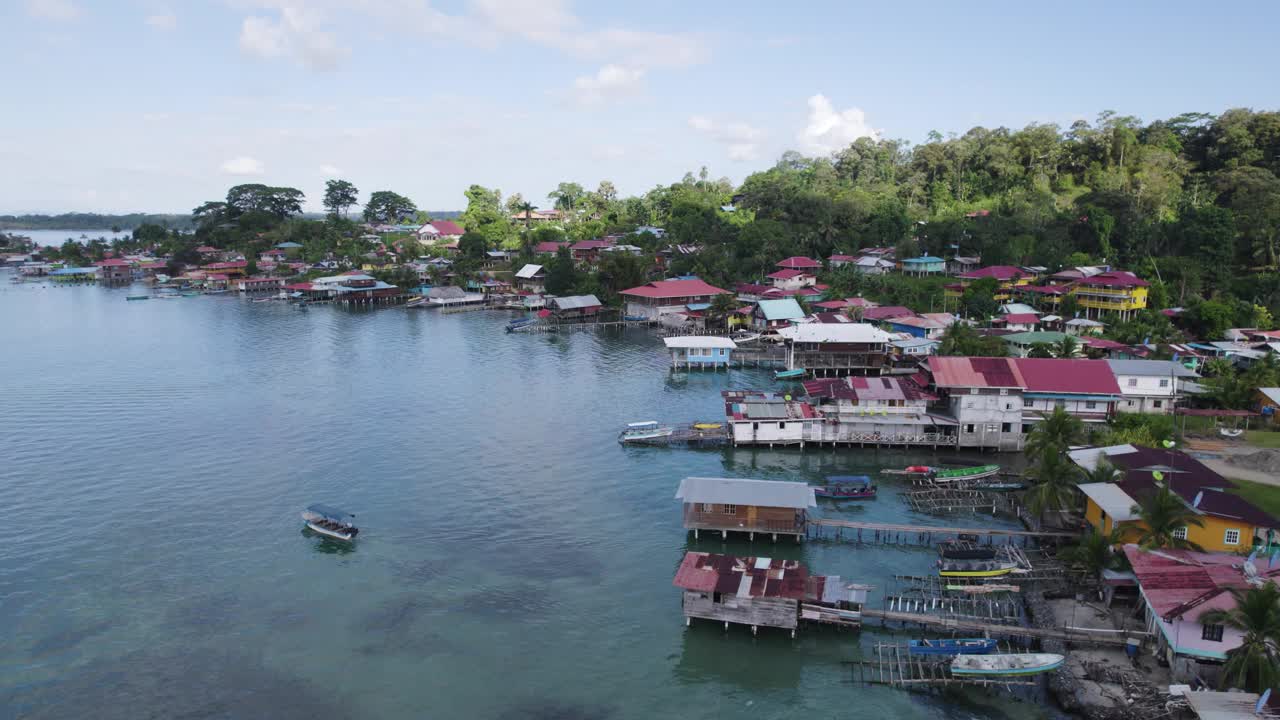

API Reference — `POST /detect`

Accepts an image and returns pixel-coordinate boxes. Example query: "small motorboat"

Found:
[692,423,722,431]
[938,560,1018,578]
[938,543,997,560]
[506,318,538,332]
[623,315,649,322]
[909,638,998,656]
[883,465,935,476]
[815,475,877,500]
[302,504,359,542]
[950,653,1065,677]
[405,297,431,308]
[775,369,806,380]
[618,421,675,444]
[729,331,762,344]
[126,295,149,301]
[1220,428,1244,438]
[204,289,230,295]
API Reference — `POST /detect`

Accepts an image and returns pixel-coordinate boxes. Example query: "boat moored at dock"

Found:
[814,475,877,500]
[938,559,1018,578]
[950,653,1065,676]
[908,638,998,656]
[618,421,675,444]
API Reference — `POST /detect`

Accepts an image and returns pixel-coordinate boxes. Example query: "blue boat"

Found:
[775,369,806,380]
[506,318,538,332]
[815,475,876,499]
[908,638,998,656]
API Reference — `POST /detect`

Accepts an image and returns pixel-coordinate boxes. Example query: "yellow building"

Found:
[945,266,1032,302]
[1070,271,1149,320]
[1072,445,1278,553]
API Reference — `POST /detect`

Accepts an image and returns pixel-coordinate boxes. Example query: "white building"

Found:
[1107,359,1200,414]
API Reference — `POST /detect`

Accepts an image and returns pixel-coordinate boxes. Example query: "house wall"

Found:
[1022,396,1114,422]
[947,387,1025,450]
[681,590,799,630]
[1115,374,1180,414]
[1084,497,1258,552]
[728,419,811,445]
[671,348,731,366]
[682,503,803,534]
[1141,591,1246,664]
[771,275,813,291]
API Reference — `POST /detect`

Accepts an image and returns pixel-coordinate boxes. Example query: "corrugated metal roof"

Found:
[676,477,817,508]
[673,552,810,598]
[663,336,736,349]
[1107,360,1199,378]
[551,294,602,310]
[757,298,805,321]
[1077,483,1139,521]
[776,323,891,344]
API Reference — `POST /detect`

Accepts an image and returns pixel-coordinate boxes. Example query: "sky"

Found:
[3,0,1279,214]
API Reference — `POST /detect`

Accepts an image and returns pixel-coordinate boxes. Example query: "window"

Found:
[1128,400,1136,407]
[1159,379,1170,388]
[963,424,976,434]
[1201,624,1224,642]
[778,422,786,430]
[1001,423,1012,433]
[999,389,1008,396]
[986,424,999,433]
[724,504,737,516]
[1224,528,1241,546]
[1023,397,1034,407]
[1153,400,1163,409]
[1127,378,1138,387]
[1085,401,1097,410]
[969,388,978,395]
[1172,527,1188,540]
[701,503,714,513]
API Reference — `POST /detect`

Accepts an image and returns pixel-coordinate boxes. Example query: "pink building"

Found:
[1123,544,1279,684]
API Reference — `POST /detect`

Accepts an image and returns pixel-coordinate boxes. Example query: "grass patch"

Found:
[1246,430,1280,449]
[1228,477,1280,517]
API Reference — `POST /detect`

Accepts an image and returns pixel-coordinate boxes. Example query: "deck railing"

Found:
[682,507,804,534]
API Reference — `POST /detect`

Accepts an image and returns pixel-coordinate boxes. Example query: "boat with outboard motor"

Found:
[302,504,359,541]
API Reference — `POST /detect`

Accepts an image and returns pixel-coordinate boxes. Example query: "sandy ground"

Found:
[1047,598,1172,710]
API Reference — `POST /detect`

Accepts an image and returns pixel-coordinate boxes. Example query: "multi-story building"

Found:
[1071,270,1149,320]
[1108,359,1200,414]
[775,323,893,377]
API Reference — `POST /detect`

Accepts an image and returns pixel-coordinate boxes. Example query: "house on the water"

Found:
[663,337,736,370]
[513,264,546,293]
[722,391,821,446]
[95,258,133,282]
[672,551,866,637]
[1016,357,1121,424]
[1070,444,1278,553]
[236,276,284,293]
[775,322,893,377]
[548,294,602,320]
[803,375,957,447]
[752,298,805,331]
[1122,543,1280,685]
[1108,360,1199,414]
[925,356,1027,451]
[620,278,729,321]
[675,476,815,541]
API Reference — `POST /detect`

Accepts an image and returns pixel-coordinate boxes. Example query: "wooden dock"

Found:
[853,643,1038,688]
[511,319,657,333]
[859,608,1140,646]
[806,519,1077,546]
[903,488,1015,515]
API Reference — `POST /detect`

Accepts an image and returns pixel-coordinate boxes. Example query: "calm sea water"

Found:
[7,229,131,247]
[0,277,1049,720]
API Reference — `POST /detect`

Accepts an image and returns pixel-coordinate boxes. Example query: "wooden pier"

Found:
[883,593,1023,624]
[853,643,1038,689]
[806,519,1077,546]
[859,609,1140,646]
[510,319,657,333]
[903,488,1016,515]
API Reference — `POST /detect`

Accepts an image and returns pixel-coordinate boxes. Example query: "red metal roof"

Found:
[1083,337,1130,350]
[813,300,850,309]
[533,241,568,253]
[776,256,821,269]
[1079,270,1149,288]
[570,239,614,251]
[431,220,464,236]
[203,261,248,269]
[195,245,220,253]
[928,357,1025,389]
[957,266,1025,282]
[284,282,314,291]
[829,254,855,261]
[1018,285,1069,295]
[766,269,811,280]
[1013,358,1121,395]
[673,552,810,599]
[861,306,915,321]
[94,259,132,266]
[620,278,728,299]
[803,375,937,402]
[1122,544,1279,619]
[1002,313,1039,324]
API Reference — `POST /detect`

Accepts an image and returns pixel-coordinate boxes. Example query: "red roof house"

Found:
[957,266,1025,282]
[620,278,729,319]
[776,256,822,270]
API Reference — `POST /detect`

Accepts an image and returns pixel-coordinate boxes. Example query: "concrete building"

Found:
[926,357,1027,451]
[722,391,821,446]
[1108,359,1200,414]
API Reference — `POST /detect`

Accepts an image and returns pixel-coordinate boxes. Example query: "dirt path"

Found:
[1192,444,1280,487]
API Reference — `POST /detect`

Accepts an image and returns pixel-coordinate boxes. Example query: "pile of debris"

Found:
[1227,449,1280,474]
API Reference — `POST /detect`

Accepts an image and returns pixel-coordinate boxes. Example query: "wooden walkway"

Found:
[807,519,1077,546]
[860,608,1140,646]
[854,643,1037,688]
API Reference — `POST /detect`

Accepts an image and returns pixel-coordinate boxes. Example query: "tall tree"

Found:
[363,191,417,223]
[1025,406,1086,459]
[323,180,359,219]
[1131,484,1205,550]
[544,246,580,296]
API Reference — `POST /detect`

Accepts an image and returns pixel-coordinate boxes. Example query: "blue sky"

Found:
[3,0,1278,214]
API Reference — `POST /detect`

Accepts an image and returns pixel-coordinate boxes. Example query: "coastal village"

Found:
[7,219,1280,719]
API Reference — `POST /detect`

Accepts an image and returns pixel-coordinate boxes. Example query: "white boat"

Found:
[729,331,762,344]
[618,421,674,444]
[950,653,1064,677]
[301,504,359,541]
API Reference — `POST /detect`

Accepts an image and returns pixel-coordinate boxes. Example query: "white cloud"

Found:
[319,164,342,175]
[221,156,265,176]
[145,12,177,31]
[25,0,81,21]
[239,6,349,70]
[571,64,644,106]
[688,115,766,162]
[798,94,879,154]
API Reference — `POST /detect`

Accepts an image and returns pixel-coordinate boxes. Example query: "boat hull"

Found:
[305,521,354,541]
[938,565,1015,578]
[951,653,1065,676]
[909,639,998,656]
[814,487,877,500]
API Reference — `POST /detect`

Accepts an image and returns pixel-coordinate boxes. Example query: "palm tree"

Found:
[1054,335,1079,358]
[1025,406,1086,459]
[1199,584,1280,692]
[1062,526,1128,579]
[1079,460,1122,485]
[1131,484,1205,550]
[1025,449,1081,526]
[515,201,536,231]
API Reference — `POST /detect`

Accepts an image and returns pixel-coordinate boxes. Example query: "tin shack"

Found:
[675,476,815,541]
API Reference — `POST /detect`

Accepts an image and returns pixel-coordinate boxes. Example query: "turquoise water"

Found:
[0,278,1049,719]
